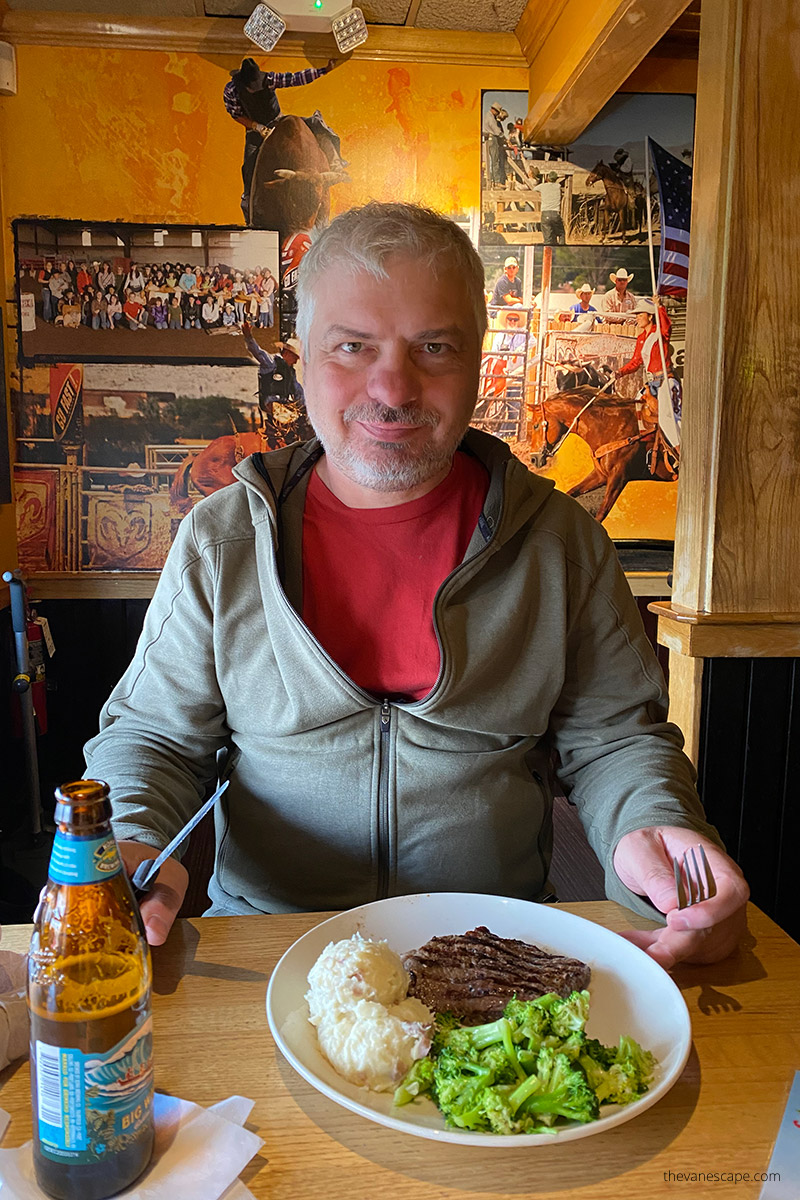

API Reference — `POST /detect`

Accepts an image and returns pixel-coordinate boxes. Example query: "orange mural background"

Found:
[0,47,500,228]
[0,44,677,553]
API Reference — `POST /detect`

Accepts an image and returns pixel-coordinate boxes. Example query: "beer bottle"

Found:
[28,780,155,1200]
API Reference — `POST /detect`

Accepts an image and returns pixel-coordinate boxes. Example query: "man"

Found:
[475,309,527,437]
[224,56,344,224]
[560,283,602,331]
[600,268,637,323]
[242,321,305,418]
[482,102,507,189]
[534,171,566,245]
[617,296,682,438]
[85,202,747,969]
[491,256,522,308]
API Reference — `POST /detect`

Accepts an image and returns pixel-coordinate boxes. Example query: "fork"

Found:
[673,845,718,909]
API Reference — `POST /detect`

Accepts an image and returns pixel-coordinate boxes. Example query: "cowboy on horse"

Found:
[616,296,681,476]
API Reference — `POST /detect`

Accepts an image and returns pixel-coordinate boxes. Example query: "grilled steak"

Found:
[403,926,591,1024]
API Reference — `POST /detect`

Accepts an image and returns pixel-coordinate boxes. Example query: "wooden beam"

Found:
[0,11,525,66]
[651,603,800,658]
[516,0,694,145]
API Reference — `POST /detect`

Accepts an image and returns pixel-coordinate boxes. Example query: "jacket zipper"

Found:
[377,699,391,899]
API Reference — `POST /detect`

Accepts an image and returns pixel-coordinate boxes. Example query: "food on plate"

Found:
[395,989,657,1135]
[306,933,433,1091]
[403,926,591,1024]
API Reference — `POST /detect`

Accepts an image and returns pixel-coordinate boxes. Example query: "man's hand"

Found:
[119,841,188,947]
[326,57,343,71]
[613,826,749,970]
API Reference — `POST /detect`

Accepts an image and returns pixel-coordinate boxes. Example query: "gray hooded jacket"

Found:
[85,430,718,919]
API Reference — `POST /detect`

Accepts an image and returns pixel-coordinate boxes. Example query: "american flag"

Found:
[648,137,692,298]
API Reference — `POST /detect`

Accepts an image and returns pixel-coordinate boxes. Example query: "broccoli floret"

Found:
[516,1049,599,1125]
[582,1036,617,1069]
[476,1042,521,1086]
[559,1031,587,1061]
[615,1035,656,1087]
[548,991,590,1038]
[469,1016,526,1081]
[394,1057,435,1106]
[592,1060,642,1106]
[434,1024,477,1058]
[433,1055,495,1129]
[503,995,551,1045]
[481,1086,544,1135]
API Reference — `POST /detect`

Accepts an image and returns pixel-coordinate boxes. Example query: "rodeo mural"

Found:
[10,65,692,578]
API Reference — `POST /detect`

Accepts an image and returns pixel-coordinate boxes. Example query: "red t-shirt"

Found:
[302,451,490,701]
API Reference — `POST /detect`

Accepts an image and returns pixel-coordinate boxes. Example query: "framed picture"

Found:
[13,220,280,366]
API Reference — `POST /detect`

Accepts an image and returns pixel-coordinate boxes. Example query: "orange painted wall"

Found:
[0,43,526,577]
[0,46,515,227]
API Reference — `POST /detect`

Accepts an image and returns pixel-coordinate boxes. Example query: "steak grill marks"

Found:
[403,926,591,1025]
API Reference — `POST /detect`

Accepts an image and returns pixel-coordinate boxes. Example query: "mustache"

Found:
[342,402,439,428]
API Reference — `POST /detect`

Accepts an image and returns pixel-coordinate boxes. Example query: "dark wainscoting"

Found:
[698,658,800,944]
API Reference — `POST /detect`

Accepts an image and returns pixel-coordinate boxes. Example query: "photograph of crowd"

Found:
[15,221,280,366]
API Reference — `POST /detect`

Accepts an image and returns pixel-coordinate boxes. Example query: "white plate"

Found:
[266,892,691,1146]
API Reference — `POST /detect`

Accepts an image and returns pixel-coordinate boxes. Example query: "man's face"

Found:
[615,278,628,293]
[506,264,518,279]
[302,253,481,504]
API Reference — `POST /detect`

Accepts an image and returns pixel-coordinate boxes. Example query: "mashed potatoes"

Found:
[306,933,433,1091]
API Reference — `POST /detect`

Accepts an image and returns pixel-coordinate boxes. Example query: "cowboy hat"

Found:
[610,268,634,282]
[575,283,594,296]
[279,338,302,356]
[632,298,656,314]
[490,102,502,113]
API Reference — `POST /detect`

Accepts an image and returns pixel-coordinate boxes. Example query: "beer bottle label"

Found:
[49,831,122,885]
[35,1012,153,1164]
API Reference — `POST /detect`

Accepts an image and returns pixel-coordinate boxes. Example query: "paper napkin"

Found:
[0,1092,263,1200]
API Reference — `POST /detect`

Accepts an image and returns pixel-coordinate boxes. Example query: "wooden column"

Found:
[652,0,800,760]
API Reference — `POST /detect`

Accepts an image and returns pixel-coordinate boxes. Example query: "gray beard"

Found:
[310,402,471,494]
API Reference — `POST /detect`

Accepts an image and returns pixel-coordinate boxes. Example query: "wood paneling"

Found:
[673,0,800,617]
[516,0,694,144]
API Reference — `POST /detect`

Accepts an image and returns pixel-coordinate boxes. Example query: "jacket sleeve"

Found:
[548,533,723,921]
[84,508,230,851]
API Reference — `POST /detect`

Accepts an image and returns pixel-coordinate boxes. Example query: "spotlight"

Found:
[244,4,287,53]
[243,1,367,52]
[331,6,367,52]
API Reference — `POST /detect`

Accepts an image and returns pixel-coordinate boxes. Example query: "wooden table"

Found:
[1,902,797,1199]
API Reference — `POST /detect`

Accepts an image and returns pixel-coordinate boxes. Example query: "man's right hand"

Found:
[118,841,189,947]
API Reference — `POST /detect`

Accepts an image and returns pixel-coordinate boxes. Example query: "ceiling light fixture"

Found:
[244,2,367,53]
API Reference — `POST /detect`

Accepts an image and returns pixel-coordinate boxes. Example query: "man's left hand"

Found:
[613,826,749,969]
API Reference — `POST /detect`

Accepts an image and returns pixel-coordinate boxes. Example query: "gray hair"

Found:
[295,201,488,346]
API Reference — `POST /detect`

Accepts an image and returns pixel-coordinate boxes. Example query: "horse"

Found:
[584,161,645,244]
[529,386,678,522]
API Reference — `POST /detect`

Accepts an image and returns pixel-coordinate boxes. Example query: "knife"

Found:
[130,779,229,899]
